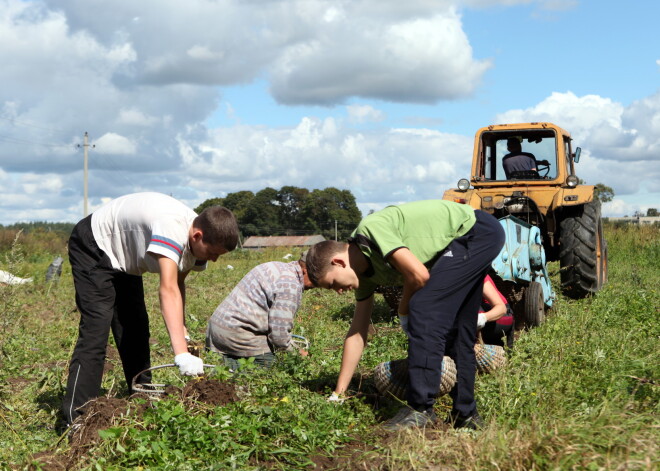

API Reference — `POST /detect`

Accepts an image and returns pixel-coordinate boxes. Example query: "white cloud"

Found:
[536,0,578,11]
[346,105,386,123]
[187,45,224,62]
[94,133,137,155]
[603,199,637,218]
[270,9,491,104]
[117,108,159,127]
[21,174,63,195]
[177,116,472,207]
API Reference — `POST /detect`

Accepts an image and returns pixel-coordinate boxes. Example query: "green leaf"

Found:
[98,428,122,440]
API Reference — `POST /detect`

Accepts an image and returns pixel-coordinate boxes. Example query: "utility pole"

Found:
[335,220,338,241]
[83,132,89,217]
[78,132,94,217]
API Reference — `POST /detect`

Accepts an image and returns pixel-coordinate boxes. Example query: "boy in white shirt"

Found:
[62,192,238,426]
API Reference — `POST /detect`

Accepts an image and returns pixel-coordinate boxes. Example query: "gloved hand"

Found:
[398,314,409,334]
[327,392,345,403]
[477,313,487,330]
[175,352,204,376]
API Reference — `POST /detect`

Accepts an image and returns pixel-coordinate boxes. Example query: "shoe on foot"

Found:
[445,411,484,430]
[383,406,437,431]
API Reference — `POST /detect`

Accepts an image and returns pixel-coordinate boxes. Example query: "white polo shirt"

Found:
[91,192,206,275]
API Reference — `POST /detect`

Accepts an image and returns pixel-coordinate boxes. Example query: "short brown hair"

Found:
[193,206,239,251]
[305,240,348,286]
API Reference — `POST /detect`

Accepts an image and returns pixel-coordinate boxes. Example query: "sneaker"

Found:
[445,410,484,430]
[383,406,437,431]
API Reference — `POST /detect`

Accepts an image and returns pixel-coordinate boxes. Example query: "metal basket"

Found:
[474,343,507,374]
[131,363,217,397]
[291,334,310,350]
[374,356,457,400]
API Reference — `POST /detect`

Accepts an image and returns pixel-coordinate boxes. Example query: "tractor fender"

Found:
[442,188,476,207]
[550,185,595,212]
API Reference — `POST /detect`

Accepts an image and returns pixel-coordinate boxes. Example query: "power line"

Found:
[0,115,67,134]
[0,133,74,149]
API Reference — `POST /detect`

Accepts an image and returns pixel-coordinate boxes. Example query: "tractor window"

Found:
[481,132,558,181]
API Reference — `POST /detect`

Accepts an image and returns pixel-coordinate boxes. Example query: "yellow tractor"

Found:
[443,122,607,323]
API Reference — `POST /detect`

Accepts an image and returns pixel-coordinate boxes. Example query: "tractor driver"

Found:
[502,137,538,178]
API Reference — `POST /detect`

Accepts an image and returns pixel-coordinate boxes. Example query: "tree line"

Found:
[195,186,363,241]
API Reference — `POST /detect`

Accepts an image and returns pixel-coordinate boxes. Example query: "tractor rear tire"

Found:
[559,200,606,298]
[524,281,545,328]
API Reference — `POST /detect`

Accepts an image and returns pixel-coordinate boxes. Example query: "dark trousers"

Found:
[62,215,151,424]
[406,210,505,416]
[481,312,514,348]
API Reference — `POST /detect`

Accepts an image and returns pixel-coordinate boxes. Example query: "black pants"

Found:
[406,210,505,416]
[481,311,514,348]
[62,215,151,424]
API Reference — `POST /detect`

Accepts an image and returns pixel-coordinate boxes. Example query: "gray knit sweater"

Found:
[205,261,304,357]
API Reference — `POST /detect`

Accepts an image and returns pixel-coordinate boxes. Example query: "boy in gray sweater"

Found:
[205,251,313,369]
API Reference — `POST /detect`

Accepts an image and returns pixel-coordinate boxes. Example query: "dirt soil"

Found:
[30,396,139,471]
[306,423,452,470]
[165,377,239,406]
[29,377,239,470]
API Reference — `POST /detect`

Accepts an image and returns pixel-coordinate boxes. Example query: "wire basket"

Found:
[475,343,507,374]
[291,334,310,350]
[374,356,457,400]
[131,363,217,397]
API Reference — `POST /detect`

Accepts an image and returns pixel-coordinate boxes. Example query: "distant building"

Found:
[242,235,325,249]
[605,216,660,225]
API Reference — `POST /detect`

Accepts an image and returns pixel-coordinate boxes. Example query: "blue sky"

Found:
[0,0,658,224]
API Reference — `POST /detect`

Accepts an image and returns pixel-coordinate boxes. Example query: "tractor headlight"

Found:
[457,178,470,191]
[566,174,579,188]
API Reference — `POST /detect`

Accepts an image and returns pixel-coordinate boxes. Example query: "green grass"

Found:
[0,227,658,470]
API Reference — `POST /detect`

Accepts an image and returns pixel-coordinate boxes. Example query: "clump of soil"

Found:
[164,377,239,406]
[187,341,204,357]
[69,397,136,449]
[30,397,138,471]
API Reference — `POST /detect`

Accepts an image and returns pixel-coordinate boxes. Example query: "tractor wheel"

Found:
[559,200,606,298]
[524,281,545,328]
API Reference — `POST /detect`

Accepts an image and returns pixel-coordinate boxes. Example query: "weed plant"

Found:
[0,228,657,470]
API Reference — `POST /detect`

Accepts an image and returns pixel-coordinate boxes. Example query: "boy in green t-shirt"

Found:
[306,199,505,431]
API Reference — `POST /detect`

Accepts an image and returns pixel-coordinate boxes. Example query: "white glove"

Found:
[327,392,345,403]
[175,352,204,376]
[398,314,409,334]
[477,313,487,330]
